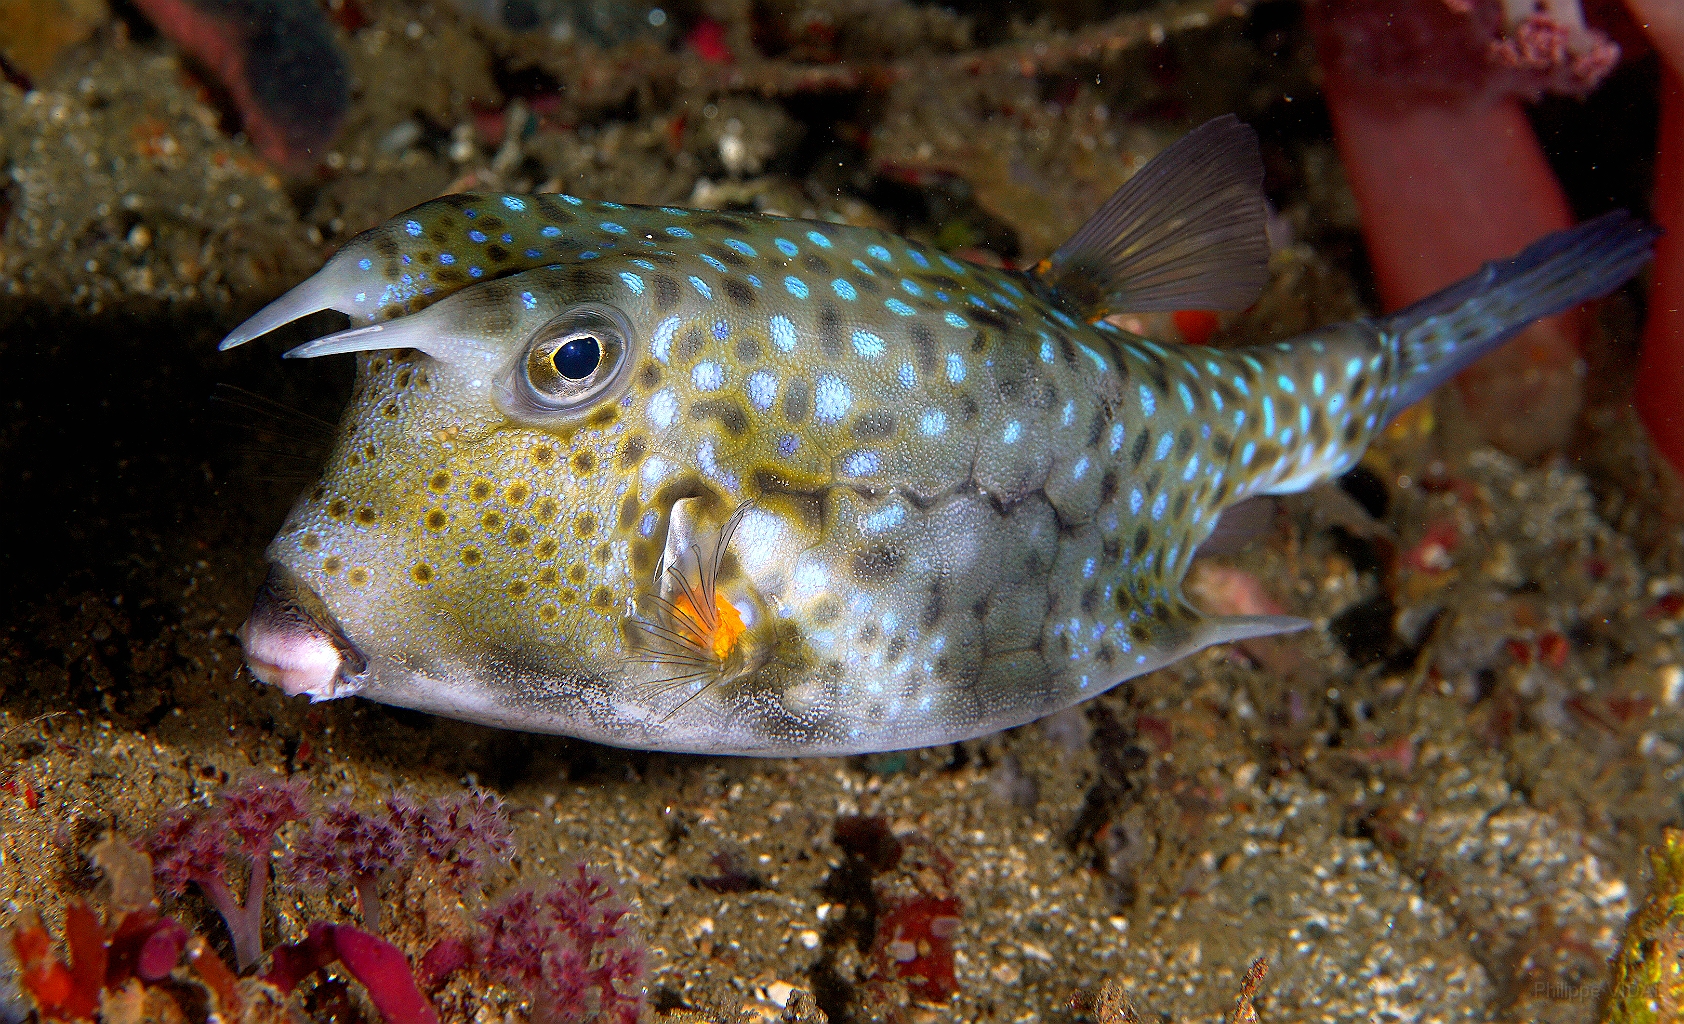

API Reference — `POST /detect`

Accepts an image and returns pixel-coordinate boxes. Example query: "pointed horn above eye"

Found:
[220,261,352,351]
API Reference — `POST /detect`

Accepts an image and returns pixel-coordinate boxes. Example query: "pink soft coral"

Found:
[146,775,308,970]
[479,866,646,1024]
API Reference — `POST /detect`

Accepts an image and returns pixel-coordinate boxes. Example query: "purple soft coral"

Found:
[479,865,645,1024]
[387,790,515,889]
[146,775,308,970]
[283,800,410,932]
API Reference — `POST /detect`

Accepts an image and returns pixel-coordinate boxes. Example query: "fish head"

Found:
[242,254,752,738]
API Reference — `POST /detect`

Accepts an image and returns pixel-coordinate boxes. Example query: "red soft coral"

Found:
[1309,0,1621,461]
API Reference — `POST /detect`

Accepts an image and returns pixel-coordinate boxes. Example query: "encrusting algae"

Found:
[1603,829,1684,1024]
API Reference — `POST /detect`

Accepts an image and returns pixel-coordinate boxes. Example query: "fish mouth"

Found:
[238,565,369,701]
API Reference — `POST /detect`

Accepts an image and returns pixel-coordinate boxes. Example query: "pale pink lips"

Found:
[238,566,366,701]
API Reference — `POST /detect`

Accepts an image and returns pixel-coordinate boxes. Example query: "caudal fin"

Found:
[1382,211,1657,423]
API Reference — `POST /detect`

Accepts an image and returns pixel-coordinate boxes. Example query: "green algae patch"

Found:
[1603,829,1684,1024]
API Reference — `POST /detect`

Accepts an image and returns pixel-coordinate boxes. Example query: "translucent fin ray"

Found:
[1035,114,1271,318]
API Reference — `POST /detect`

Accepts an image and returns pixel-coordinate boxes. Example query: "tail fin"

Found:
[1382,211,1657,424]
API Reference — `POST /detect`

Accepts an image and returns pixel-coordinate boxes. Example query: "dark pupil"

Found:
[553,336,601,380]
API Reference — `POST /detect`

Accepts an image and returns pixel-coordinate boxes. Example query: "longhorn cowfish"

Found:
[222,116,1654,755]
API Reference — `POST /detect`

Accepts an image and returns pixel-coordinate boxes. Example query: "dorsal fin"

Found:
[1033,115,1271,320]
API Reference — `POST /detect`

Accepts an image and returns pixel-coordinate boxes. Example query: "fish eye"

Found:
[552,336,601,380]
[507,303,633,417]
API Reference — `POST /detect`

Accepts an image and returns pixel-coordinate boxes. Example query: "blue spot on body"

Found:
[920,410,946,435]
[1241,441,1256,465]
[521,291,537,310]
[501,234,513,244]
[939,254,965,273]
[1151,494,1167,521]
[358,257,372,270]
[1155,434,1172,461]
[1002,421,1022,444]
[541,225,562,237]
[946,354,966,383]
[1139,385,1156,417]
[1278,375,1296,393]
[440,253,455,264]
[525,249,541,258]
[619,272,644,294]
[632,258,655,270]
[806,230,832,248]
[867,244,891,262]
[945,312,968,329]
[784,276,809,299]
[725,239,757,257]
[777,434,800,456]
[908,250,928,268]
[851,258,874,275]
[692,361,724,391]
[405,220,422,237]
[562,195,583,205]
[601,222,627,234]
[771,315,798,352]
[468,230,487,243]
[900,279,923,297]
[885,298,915,316]
[832,279,857,301]
[502,196,526,211]
[1040,339,1055,363]
[690,276,712,300]
[665,226,693,238]
[775,238,799,258]
[701,254,728,273]
[1178,382,1194,413]
[842,451,881,476]
[852,330,885,358]
[470,267,483,277]
[653,316,679,361]
[712,320,730,340]
[815,375,852,423]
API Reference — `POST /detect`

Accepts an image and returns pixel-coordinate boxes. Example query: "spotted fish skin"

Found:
[226,125,1654,755]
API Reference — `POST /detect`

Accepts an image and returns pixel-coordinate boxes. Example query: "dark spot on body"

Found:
[485,244,509,262]
[654,275,680,310]
[818,303,843,357]
[910,324,935,371]
[783,377,812,422]
[725,279,755,306]
[802,254,830,273]
[618,435,647,468]
[676,327,706,362]
[636,362,663,391]
[735,336,762,362]
[1100,469,1119,505]
[1131,431,1150,467]
[691,399,749,435]
[922,581,944,628]
[851,546,901,582]
[852,410,896,439]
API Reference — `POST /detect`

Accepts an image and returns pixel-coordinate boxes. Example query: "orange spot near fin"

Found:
[672,591,746,662]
